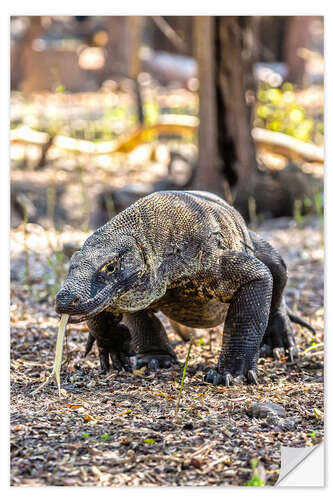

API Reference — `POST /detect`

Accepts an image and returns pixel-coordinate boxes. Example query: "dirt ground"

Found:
[10,216,324,487]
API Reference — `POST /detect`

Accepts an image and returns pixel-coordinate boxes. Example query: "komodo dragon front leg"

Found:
[122,310,178,371]
[85,311,134,373]
[204,251,273,386]
[85,310,177,373]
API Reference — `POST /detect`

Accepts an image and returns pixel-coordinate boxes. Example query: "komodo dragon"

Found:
[55,190,315,386]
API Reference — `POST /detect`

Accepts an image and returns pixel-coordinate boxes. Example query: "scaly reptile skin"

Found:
[55,190,300,386]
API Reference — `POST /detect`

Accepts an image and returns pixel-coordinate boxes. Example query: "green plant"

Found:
[246,459,265,486]
[174,336,193,423]
[314,191,324,218]
[254,81,323,145]
[306,430,320,444]
[56,84,66,93]
[293,199,304,229]
[303,342,324,353]
[82,432,90,439]
[100,433,111,441]
[143,438,156,445]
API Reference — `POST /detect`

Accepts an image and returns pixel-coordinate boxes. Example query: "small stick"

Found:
[175,335,193,422]
[32,314,69,397]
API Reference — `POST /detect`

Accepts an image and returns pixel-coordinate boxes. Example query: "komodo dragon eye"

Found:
[100,260,117,275]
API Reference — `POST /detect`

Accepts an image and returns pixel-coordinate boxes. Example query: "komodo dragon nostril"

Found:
[71,297,81,306]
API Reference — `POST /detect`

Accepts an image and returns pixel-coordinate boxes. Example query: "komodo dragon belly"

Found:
[150,286,229,328]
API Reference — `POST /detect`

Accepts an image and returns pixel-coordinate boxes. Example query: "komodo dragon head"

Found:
[55,224,163,322]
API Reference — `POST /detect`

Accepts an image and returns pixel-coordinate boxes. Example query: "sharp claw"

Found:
[212,373,223,386]
[288,345,299,362]
[223,373,232,386]
[247,369,258,385]
[273,347,285,360]
[204,369,215,383]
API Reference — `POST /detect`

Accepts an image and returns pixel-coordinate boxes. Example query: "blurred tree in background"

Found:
[10,16,324,229]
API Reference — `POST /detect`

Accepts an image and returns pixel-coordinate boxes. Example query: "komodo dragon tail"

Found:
[287,308,316,335]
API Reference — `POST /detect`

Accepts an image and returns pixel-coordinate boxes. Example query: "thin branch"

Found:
[151,16,186,52]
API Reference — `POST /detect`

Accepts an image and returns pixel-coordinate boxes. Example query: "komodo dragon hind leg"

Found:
[250,231,299,361]
[122,311,178,372]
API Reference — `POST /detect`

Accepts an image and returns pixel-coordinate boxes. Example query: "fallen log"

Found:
[10,116,198,156]
[11,119,323,164]
[252,127,324,164]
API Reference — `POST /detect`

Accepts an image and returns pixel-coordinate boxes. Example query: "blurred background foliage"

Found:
[10,15,324,238]
[255,81,323,145]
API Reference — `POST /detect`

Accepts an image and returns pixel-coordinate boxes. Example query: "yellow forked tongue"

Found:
[32,313,69,397]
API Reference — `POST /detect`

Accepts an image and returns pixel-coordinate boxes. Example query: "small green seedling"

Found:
[101,433,111,441]
[174,336,194,423]
[293,199,304,229]
[303,342,324,353]
[306,430,319,444]
[144,438,156,445]
[306,430,318,438]
[246,459,265,487]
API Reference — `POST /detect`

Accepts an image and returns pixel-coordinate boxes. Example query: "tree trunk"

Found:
[194,16,258,217]
[11,16,44,91]
[102,16,144,123]
[283,16,317,87]
[193,17,222,195]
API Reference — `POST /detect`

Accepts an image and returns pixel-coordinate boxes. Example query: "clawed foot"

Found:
[99,349,133,373]
[95,325,135,374]
[260,307,299,362]
[204,368,258,386]
[132,353,178,373]
[259,343,299,361]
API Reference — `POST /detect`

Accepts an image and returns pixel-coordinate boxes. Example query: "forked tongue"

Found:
[32,314,69,397]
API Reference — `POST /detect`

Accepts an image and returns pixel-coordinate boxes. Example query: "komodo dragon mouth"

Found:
[66,305,108,324]
[56,290,113,324]
[56,270,142,323]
